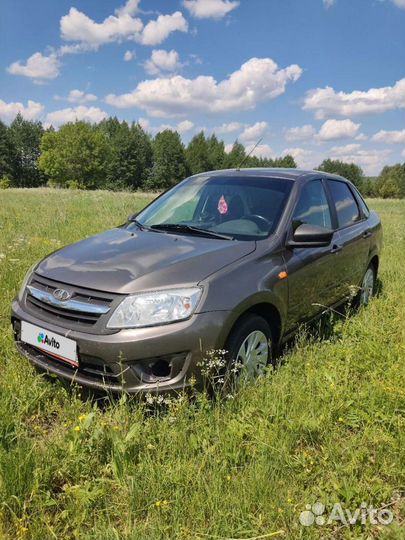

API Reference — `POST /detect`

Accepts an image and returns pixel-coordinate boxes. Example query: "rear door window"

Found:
[328,180,361,228]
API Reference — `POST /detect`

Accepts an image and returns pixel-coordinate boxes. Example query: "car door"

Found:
[283,178,343,331]
[325,179,370,297]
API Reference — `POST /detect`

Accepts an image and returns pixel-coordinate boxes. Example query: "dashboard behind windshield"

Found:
[136,175,293,241]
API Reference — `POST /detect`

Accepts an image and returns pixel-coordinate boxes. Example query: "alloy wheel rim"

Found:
[236,330,269,379]
[360,268,374,306]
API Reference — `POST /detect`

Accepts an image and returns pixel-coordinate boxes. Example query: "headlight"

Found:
[18,261,39,301]
[106,287,202,329]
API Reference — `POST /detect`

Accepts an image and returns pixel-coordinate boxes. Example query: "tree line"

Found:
[0,114,403,198]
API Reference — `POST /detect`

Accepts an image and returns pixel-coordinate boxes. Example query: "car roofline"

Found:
[187,167,354,184]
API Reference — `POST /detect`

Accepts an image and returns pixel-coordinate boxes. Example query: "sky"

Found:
[0,0,404,175]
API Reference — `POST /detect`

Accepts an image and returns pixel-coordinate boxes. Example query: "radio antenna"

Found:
[236,136,263,171]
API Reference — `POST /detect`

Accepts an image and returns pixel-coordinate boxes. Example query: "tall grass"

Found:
[0,189,404,539]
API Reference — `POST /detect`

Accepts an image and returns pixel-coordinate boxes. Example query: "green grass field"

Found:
[0,189,404,540]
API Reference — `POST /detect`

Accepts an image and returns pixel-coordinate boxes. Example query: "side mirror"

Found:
[287,223,333,248]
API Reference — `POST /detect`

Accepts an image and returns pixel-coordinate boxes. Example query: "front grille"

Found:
[74,353,121,384]
[27,295,100,325]
[24,274,122,333]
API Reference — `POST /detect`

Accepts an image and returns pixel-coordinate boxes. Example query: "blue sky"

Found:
[1,0,404,174]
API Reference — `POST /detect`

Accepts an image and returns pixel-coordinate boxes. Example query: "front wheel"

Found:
[358,264,376,307]
[225,314,273,382]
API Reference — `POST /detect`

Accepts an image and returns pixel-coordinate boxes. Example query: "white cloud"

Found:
[183,0,239,19]
[245,143,273,158]
[115,0,141,17]
[282,147,317,169]
[60,7,143,47]
[213,122,243,133]
[177,120,194,133]
[323,0,404,9]
[138,12,188,46]
[280,143,395,175]
[318,119,360,141]
[106,57,303,118]
[138,117,194,135]
[60,5,187,49]
[0,99,44,123]
[330,143,362,156]
[285,122,364,143]
[7,52,60,81]
[303,78,405,119]
[57,89,98,104]
[46,106,108,127]
[372,129,405,144]
[390,0,405,8]
[329,144,392,175]
[144,49,182,75]
[239,121,268,144]
[284,124,316,142]
[138,117,151,131]
[124,50,136,61]
[58,43,97,56]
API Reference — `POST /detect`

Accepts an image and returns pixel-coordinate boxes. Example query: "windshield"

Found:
[134,175,293,241]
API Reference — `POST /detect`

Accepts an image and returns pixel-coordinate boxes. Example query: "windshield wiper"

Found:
[150,223,233,240]
[127,217,154,232]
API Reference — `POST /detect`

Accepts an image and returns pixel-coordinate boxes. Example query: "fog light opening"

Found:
[150,359,171,378]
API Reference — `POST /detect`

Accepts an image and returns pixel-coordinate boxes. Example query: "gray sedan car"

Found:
[11,168,382,393]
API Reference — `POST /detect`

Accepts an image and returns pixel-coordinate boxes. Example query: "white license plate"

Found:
[21,321,78,367]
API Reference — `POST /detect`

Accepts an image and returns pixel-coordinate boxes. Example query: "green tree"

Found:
[9,113,44,187]
[224,141,246,168]
[361,177,378,197]
[38,121,110,189]
[0,120,15,179]
[186,132,211,174]
[318,158,364,187]
[99,118,153,190]
[273,154,297,168]
[206,134,225,170]
[375,163,405,198]
[145,130,189,190]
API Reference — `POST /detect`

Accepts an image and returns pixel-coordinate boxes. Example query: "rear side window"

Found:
[292,180,332,230]
[353,186,370,218]
[328,180,360,228]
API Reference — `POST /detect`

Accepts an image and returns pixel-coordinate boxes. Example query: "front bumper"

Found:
[11,299,231,394]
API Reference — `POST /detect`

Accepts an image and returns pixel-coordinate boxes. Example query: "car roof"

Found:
[196,167,349,183]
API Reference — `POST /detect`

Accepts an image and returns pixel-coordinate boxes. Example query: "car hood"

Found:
[36,227,256,294]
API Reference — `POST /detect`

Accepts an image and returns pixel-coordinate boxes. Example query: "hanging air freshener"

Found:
[217,195,228,214]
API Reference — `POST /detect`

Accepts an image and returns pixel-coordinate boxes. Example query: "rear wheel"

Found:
[358,264,376,307]
[226,314,273,382]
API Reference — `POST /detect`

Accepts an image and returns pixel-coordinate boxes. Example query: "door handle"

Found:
[362,230,372,239]
[330,244,343,254]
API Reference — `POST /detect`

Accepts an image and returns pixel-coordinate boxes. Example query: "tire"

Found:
[225,314,273,383]
[357,264,376,307]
